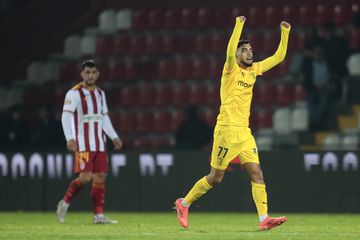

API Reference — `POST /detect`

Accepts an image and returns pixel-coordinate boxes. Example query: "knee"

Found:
[207,174,223,185]
[79,173,92,184]
[246,166,264,184]
[93,173,107,183]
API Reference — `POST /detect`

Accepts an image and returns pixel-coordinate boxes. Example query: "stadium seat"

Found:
[193,34,210,54]
[322,134,341,150]
[154,84,171,106]
[273,108,292,134]
[282,5,298,24]
[341,134,359,150]
[299,5,315,27]
[275,83,294,106]
[264,6,280,27]
[257,83,273,107]
[164,9,180,29]
[277,60,290,77]
[136,111,153,133]
[202,108,218,127]
[133,137,152,150]
[162,35,176,54]
[130,35,145,55]
[139,60,157,80]
[291,107,309,131]
[192,58,208,80]
[197,7,212,28]
[148,9,164,29]
[115,9,132,30]
[145,35,161,55]
[246,32,262,52]
[206,84,220,106]
[294,84,306,105]
[96,36,113,56]
[211,33,227,53]
[153,110,170,133]
[175,57,191,80]
[80,34,96,56]
[26,61,44,83]
[231,7,247,23]
[181,7,196,28]
[132,9,147,29]
[170,109,185,131]
[124,61,138,80]
[263,30,278,53]
[158,59,175,80]
[120,87,138,108]
[315,4,332,25]
[348,29,360,50]
[97,61,109,81]
[114,35,129,55]
[334,4,352,26]
[178,35,193,53]
[347,53,360,75]
[209,58,223,80]
[108,60,126,82]
[189,84,206,105]
[64,35,81,58]
[256,134,273,150]
[215,7,230,27]
[98,9,116,33]
[255,109,273,130]
[59,62,78,83]
[137,84,155,107]
[247,6,262,27]
[171,84,190,107]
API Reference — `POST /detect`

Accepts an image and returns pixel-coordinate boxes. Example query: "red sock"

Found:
[63,178,84,203]
[91,182,105,215]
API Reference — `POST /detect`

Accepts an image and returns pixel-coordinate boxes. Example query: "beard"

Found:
[84,79,96,86]
[241,60,253,67]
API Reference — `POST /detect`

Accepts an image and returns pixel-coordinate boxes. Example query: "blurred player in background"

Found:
[57,59,123,224]
[175,16,291,230]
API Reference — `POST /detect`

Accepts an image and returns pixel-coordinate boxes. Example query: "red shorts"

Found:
[74,151,108,174]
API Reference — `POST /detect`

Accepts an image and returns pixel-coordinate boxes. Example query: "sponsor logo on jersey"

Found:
[237,80,253,88]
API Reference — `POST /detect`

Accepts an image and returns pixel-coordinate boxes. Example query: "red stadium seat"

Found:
[206,84,220,106]
[154,84,171,106]
[197,7,212,28]
[299,5,315,27]
[164,9,180,29]
[158,59,175,80]
[193,34,210,53]
[181,7,196,28]
[192,58,208,80]
[118,112,135,133]
[162,35,176,54]
[275,83,294,106]
[109,60,125,82]
[277,60,290,77]
[334,4,352,26]
[263,30,278,53]
[171,84,190,107]
[215,7,230,27]
[231,7,247,22]
[145,35,161,55]
[130,35,145,55]
[97,62,109,81]
[209,58,223,80]
[137,84,155,107]
[247,6,262,27]
[315,4,332,25]
[132,9,147,29]
[136,111,153,133]
[202,108,217,128]
[133,137,151,149]
[96,36,113,56]
[264,6,280,27]
[246,32,262,52]
[211,33,227,53]
[256,109,272,129]
[178,35,193,53]
[170,109,185,131]
[153,110,170,133]
[257,83,274,107]
[294,31,306,51]
[282,5,298,24]
[175,57,191,80]
[114,35,129,55]
[124,61,138,80]
[294,84,306,103]
[189,84,206,105]
[120,87,138,108]
[148,9,163,29]
[348,29,360,50]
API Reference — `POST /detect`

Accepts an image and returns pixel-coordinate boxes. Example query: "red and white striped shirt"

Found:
[62,83,117,152]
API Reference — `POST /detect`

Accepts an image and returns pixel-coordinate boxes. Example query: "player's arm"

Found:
[224,16,246,72]
[257,21,291,74]
[101,92,123,150]
[62,90,78,152]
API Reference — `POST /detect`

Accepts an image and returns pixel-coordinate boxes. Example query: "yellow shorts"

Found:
[210,125,259,170]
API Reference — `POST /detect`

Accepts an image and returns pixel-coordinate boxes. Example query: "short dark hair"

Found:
[237,39,250,48]
[81,59,98,70]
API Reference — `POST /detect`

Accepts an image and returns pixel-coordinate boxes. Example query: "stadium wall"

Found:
[0,151,359,212]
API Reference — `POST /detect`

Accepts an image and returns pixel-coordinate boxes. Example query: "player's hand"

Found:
[280,21,291,29]
[67,139,78,152]
[236,16,246,22]
[112,138,123,150]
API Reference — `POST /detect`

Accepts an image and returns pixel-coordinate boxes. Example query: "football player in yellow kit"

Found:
[175,16,291,230]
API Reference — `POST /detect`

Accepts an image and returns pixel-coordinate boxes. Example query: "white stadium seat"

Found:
[99,9,117,33]
[64,35,81,58]
[341,134,359,150]
[291,107,309,131]
[80,34,96,56]
[116,9,132,30]
[273,107,292,134]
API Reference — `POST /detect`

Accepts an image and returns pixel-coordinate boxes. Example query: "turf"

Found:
[0,212,359,240]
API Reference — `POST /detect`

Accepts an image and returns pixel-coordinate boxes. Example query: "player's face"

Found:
[236,43,253,67]
[81,66,99,86]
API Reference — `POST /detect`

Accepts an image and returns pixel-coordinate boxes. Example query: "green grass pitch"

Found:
[0,212,359,240]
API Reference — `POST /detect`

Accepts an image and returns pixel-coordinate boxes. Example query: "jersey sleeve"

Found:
[101,91,109,114]
[63,90,78,112]
[256,25,291,75]
[223,18,245,74]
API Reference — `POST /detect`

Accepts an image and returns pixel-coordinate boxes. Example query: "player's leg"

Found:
[91,152,117,224]
[57,151,92,223]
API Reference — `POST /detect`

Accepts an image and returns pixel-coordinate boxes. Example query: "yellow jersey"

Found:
[216,19,291,127]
